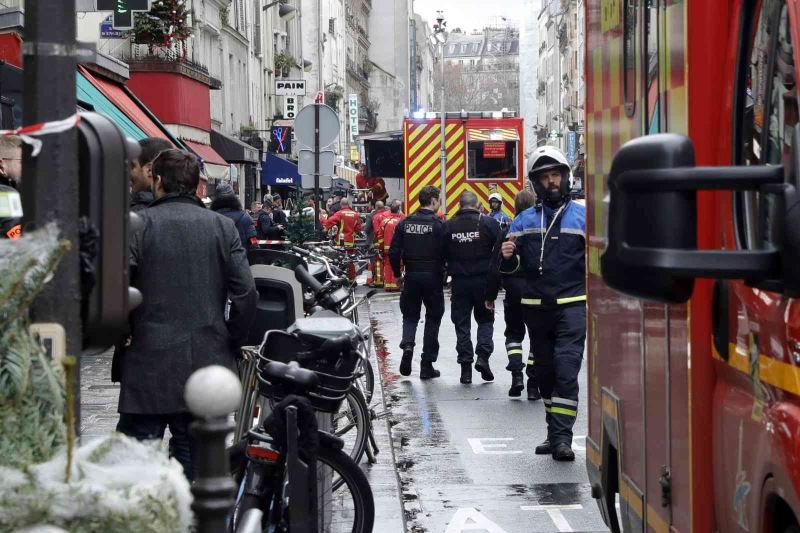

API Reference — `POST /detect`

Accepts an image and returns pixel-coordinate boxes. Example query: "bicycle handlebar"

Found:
[294,264,324,294]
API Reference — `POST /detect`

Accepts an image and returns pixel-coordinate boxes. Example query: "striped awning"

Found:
[467,128,520,142]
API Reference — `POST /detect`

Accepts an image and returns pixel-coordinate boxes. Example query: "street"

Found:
[80,287,607,533]
[366,290,608,533]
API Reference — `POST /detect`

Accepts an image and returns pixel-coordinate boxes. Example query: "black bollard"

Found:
[184,365,243,533]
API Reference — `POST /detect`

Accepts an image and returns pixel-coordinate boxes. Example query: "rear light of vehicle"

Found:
[247,445,280,462]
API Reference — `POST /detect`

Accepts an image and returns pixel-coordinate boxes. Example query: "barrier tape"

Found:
[0,113,82,156]
[257,240,291,245]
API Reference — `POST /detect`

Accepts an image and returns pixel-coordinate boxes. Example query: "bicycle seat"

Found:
[289,315,359,349]
[261,361,319,391]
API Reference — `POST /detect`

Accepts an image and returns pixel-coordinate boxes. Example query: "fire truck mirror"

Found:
[602,133,785,304]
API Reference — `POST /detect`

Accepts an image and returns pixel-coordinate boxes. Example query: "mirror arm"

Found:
[617,165,784,192]
[617,246,781,279]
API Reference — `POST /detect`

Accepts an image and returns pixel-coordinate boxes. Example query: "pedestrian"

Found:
[329,193,343,214]
[485,189,538,398]
[118,149,257,479]
[254,199,275,239]
[249,201,262,219]
[379,199,405,291]
[0,136,22,239]
[363,199,379,247]
[444,191,502,385]
[500,146,586,462]
[388,185,447,379]
[369,200,389,288]
[323,197,362,281]
[487,192,511,228]
[271,193,288,228]
[210,182,258,251]
[130,137,172,213]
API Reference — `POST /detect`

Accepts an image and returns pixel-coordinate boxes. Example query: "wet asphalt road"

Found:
[367,289,609,533]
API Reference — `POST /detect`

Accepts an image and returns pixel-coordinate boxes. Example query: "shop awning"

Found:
[79,66,175,144]
[467,128,520,142]
[184,140,230,180]
[77,71,147,140]
[211,129,259,164]
[261,153,300,186]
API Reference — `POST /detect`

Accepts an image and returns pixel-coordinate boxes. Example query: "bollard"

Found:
[184,365,243,533]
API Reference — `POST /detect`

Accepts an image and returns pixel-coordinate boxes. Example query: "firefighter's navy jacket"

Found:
[388,208,446,276]
[500,199,586,307]
[444,208,501,277]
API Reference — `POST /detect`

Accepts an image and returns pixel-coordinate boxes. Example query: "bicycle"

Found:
[229,331,375,533]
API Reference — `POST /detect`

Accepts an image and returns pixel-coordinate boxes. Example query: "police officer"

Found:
[485,189,538,398]
[445,191,501,384]
[487,192,511,228]
[500,146,586,462]
[388,185,447,379]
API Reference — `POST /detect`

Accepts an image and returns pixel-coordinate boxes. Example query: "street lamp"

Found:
[432,11,448,212]
[263,0,297,21]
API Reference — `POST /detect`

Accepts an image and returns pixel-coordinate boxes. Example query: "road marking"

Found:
[444,507,509,533]
[467,438,523,455]
[520,504,583,532]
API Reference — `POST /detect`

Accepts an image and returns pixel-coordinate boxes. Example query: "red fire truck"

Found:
[586,0,800,531]
[362,112,525,217]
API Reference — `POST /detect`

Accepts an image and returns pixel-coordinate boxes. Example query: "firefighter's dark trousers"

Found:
[524,303,586,447]
[451,275,494,364]
[400,272,445,363]
[502,277,526,372]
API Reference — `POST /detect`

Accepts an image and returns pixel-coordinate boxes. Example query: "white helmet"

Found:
[526,146,573,205]
[488,192,503,203]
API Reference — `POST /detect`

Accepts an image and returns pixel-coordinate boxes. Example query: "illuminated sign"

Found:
[96,0,151,30]
[270,126,293,154]
[483,141,506,159]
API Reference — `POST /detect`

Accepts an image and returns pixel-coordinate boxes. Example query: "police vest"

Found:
[447,211,492,262]
[403,212,442,272]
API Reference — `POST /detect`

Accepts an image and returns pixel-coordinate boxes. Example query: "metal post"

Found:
[190,416,236,533]
[314,103,320,225]
[22,0,81,427]
[439,41,446,210]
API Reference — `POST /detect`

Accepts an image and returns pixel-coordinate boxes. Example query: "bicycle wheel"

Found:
[359,355,375,404]
[332,387,369,463]
[316,444,375,533]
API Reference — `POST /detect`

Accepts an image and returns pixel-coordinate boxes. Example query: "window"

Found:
[735,0,796,250]
[467,140,518,181]
[644,0,660,132]
[329,17,336,34]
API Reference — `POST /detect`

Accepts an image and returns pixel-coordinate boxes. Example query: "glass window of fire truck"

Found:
[467,137,518,181]
[737,0,796,250]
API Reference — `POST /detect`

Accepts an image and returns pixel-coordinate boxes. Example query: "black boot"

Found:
[474,356,494,382]
[460,362,472,384]
[420,361,441,380]
[534,439,551,455]
[552,442,575,462]
[399,348,413,376]
[508,371,524,397]
[527,378,541,401]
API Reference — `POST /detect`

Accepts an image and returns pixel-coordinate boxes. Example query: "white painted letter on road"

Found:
[444,508,509,533]
[468,438,523,455]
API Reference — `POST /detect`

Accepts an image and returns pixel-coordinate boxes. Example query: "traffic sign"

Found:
[298,149,335,176]
[294,104,340,148]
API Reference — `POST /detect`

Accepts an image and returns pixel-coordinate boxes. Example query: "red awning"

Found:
[79,66,174,143]
[184,140,228,167]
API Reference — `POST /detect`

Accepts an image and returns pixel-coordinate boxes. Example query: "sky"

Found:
[414,0,527,34]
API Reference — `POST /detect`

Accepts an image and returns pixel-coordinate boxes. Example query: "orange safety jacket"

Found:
[380,213,405,252]
[324,207,363,247]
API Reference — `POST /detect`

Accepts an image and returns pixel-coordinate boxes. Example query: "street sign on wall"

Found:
[100,15,127,38]
[348,94,359,142]
[96,0,151,30]
[567,131,577,165]
[276,80,307,96]
[283,96,298,120]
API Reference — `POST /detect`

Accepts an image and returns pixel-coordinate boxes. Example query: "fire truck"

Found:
[585,0,800,531]
[362,112,525,217]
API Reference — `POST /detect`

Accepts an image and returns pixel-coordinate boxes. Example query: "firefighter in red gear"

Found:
[324,197,363,281]
[371,201,391,287]
[379,200,405,291]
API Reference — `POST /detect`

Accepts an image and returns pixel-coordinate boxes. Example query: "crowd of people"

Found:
[386,145,586,462]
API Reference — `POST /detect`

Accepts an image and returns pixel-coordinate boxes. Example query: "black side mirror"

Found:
[602,133,788,304]
[78,112,142,349]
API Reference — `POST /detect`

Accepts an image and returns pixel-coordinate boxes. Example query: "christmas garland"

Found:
[133,0,193,49]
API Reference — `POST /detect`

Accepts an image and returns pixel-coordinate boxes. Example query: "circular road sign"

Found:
[294,103,340,149]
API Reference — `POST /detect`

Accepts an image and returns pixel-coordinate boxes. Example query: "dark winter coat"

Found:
[130,190,154,213]
[211,195,257,250]
[120,193,257,414]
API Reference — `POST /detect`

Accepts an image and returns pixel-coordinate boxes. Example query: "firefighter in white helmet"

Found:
[499,145,586,462]
[487,192,511,228]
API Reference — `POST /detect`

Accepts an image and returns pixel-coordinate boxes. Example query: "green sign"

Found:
[97,0,151,30]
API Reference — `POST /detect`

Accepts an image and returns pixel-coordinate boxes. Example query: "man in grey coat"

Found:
[116,149,257,479]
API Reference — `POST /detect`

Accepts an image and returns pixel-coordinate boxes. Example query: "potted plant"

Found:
[275,52,298,78]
